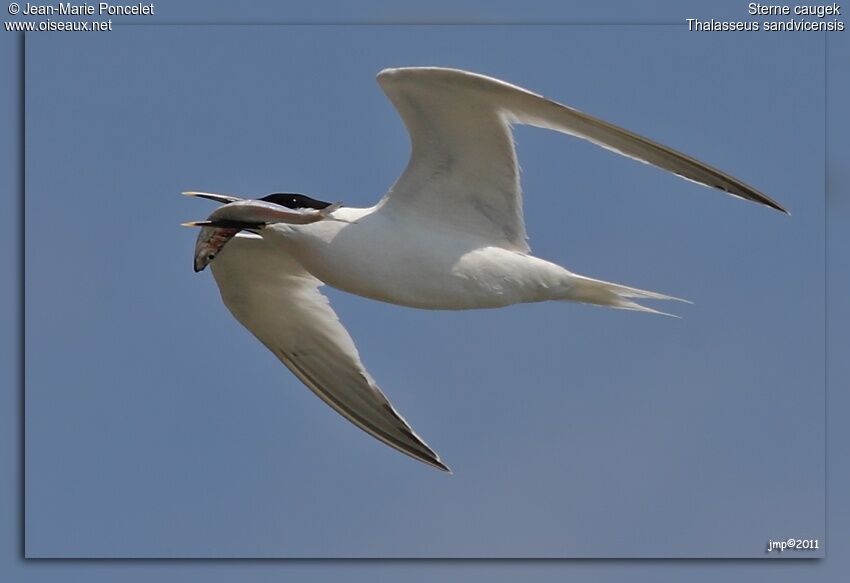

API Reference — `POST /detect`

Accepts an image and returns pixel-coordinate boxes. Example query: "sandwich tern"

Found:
[183,67,787,472]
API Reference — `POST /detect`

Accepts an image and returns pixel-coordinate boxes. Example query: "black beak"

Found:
[183,219,266,229]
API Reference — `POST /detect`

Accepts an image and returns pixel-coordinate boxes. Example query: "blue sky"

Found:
[27,27,824,556]
[22,24,825,558]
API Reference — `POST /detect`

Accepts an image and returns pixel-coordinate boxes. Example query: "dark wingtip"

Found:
[428,457,452,474]
[733,188,789,215]
[724,183,788,215]
[762,197,790,215]
[433,463,453,474]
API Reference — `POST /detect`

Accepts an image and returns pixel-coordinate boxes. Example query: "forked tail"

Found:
[563,274,690,317]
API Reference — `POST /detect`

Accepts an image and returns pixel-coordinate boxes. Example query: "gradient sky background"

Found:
[3,0,850,580]
[21,20,827,559]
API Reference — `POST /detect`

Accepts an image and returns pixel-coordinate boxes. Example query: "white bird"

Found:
[183,67,787,473]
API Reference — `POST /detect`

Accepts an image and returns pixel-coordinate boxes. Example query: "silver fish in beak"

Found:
[191,225,240,272]
[182,192,344,272]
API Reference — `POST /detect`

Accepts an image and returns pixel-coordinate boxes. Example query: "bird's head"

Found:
[181,191,345,272]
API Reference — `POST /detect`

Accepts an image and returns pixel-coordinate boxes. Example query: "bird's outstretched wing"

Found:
[377,67,786,253]
[209,233,449,472]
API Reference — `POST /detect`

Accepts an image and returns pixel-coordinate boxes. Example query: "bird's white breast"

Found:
[262,206,571,310]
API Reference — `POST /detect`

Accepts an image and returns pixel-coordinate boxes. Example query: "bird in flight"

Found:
[183,67,787,473]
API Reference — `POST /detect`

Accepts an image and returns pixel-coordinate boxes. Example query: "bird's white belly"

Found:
[264,210,571,310]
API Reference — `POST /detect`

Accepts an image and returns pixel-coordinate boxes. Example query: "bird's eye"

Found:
[207,254,215,260]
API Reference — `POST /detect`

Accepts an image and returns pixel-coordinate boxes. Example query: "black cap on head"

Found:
[261,193,333,210]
